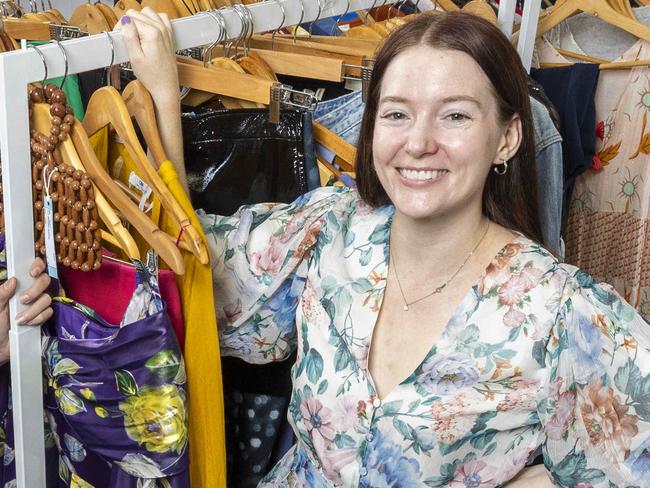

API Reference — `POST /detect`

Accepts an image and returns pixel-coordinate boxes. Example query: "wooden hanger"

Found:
[82,87,196,272]
[121,80,167,168]
[31,101,141,260]
[606,0,636,18]
[70,4,111,35]
[252,33,377,58]
[536,0,650,42]
[95,2,119,29]
[171,0,194,16]
[313,122,356,171]
[276,33,382,51]
[113,0,141,20]
[462,0,498,26]
[121,81,210,265]
[177,55,275,105]
[3,18,51,41]
[140,0,180,19]
[250,35,368,73]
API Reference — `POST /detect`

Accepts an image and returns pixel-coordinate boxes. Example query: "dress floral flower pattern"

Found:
[199,186,650,487]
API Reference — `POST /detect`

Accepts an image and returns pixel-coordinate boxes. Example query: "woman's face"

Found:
[372,45,519,221]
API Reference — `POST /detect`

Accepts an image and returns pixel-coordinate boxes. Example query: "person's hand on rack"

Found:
[116,7,179,108]
[117,7,189,194]
[0,258,53,366]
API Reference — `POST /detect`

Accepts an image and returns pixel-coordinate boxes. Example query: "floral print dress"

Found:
[198,186,650,487]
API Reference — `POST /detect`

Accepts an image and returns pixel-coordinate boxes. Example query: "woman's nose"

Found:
[404,119,439,158]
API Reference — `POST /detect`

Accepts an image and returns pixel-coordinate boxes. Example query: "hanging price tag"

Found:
[43,196,58,280]
[128,171,153,211]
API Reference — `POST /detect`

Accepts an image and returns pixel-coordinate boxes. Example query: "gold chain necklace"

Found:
[389,220,490,311]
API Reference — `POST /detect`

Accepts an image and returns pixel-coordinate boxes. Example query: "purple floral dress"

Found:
[198,186,650,487]
[42,251,190,487]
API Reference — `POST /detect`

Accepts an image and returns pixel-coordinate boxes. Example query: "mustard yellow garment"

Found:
[158,160,227,488]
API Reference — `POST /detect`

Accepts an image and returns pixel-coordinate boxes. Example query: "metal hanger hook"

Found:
[103,31,115,86]
[49,39,69,88]
[238,3,255,55]
[331,0,351,36]
[271,0,286,50]
[308,0,323,37]
[364,0,378,25]
[293,0,305,44]
[230,4,248,58]
[27,44,48,88]
[203,9,227,65]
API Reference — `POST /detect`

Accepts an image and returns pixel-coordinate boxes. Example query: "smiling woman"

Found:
[356,12,542,246]
[120,7,650,487]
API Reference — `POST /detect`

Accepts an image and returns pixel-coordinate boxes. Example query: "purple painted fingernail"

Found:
[121,15,131,25]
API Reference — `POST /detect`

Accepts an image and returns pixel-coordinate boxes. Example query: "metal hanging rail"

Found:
[0,0,541,486]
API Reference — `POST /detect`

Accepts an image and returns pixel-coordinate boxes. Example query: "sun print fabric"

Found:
[198,186,650,487]
[566,40,650,322]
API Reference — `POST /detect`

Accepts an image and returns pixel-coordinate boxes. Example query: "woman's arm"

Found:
[117,8,188,194]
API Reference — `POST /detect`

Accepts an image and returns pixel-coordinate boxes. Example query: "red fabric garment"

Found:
[60,255,185,349]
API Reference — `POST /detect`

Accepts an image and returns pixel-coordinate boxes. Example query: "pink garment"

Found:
[60,255,185,349]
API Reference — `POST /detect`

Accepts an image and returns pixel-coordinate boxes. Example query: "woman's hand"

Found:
[116,7,179,106]
[0,258,53,366]
[117,7,188,192]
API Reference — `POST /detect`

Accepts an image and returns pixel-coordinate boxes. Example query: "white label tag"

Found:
[128,172,152,211]
[43,196,58,280]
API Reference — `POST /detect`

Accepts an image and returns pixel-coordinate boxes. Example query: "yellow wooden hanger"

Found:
[121,80,210,265]
[82,87,192,273]
[606,0,636,18]
[121,81,167,168]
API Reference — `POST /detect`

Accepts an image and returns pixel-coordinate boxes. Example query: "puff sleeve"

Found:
[197,186,350,364]
[539,269,650,487]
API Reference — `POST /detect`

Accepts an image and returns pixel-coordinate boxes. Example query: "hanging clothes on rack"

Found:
[182,106,319,485]
[566,39,650,321]
[43,250,190,487]
[530,63,600,231]
[60,254,186,348]
[157,159,228,488]
[181,107,319,216]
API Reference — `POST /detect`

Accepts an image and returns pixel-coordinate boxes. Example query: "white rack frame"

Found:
[0,0,538,486]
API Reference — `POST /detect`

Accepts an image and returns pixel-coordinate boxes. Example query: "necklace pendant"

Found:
[404,304,409,311]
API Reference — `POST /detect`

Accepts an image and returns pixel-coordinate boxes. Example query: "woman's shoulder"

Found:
[511,236,644,323]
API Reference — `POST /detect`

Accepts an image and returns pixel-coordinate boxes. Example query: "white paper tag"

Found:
[43,196,58,280]
[128,172,152,211]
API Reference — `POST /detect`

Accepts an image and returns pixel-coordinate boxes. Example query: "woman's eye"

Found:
[382,112,407,121]
[447,112,470,122]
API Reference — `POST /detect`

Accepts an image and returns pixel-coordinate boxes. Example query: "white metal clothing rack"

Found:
[0,0,539,486]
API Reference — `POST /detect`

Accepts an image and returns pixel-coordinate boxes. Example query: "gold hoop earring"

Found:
[494,160,508,176]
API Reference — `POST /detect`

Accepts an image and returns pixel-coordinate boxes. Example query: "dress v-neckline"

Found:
[363,214,528,403]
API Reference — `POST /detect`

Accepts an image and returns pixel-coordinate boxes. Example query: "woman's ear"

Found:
[494,115,522,164]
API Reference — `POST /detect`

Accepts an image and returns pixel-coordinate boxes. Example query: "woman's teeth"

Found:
[398,169,448,181]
